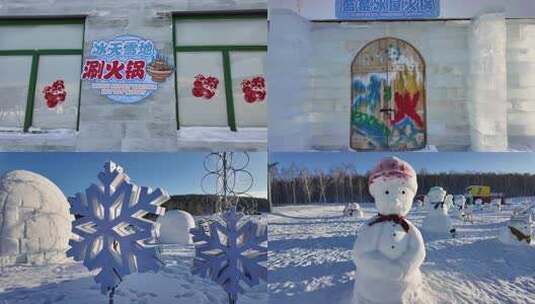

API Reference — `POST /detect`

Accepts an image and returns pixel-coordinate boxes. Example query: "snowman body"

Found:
[422,188,454,235]
[499,215,533,246]
[491,198,502,212]
[475,198,483,210]
[450,195,466,219]
[353,159,425,304]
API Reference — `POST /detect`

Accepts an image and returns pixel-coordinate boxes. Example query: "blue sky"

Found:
[270,152,535,174]
[0,153,267,198]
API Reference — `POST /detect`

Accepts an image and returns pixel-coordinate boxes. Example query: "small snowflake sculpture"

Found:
[67,161,169,294]
[191,207,267,303]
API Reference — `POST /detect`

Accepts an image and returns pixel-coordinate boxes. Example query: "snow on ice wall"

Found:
[469,13,508,151]
[0,170,72,266]
[268,9,535,151]
[0,0,266,152]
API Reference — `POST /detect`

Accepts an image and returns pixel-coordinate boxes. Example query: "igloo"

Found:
[0,170,72,265]
[157,210,196,245]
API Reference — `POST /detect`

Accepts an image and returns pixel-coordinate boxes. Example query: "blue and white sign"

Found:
[82,35,174,104]
[336,0,440,20]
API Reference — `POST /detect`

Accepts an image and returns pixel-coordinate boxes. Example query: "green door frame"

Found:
[0,18,85,132]
[172,12,268,132]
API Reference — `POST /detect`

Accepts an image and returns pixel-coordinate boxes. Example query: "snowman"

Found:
[463,203,475,224]
[491,198,502,212]
[498,214,533,246]
[353,157,425,304]
[450,195,466,219]
[344,202,364,218]
[414,198,424,209]
[422,187,456,237]
[475,198,483,210]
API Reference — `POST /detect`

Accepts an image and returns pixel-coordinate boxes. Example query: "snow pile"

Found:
[343,203,363,218]
[0,170,72,266]
[499,213,533,246]
[157,210,196,245]
[0,244,267,304]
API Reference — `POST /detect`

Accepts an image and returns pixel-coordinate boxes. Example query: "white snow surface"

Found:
[0,244,267,304]
[268,200,535,304]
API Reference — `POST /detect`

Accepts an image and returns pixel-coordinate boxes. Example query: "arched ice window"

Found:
[350,38,427,151]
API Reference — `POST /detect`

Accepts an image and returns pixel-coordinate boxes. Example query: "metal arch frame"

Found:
[201,152,255,214]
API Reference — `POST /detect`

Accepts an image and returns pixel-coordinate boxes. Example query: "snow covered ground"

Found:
[0,244,267,304]
[268,199,535,304]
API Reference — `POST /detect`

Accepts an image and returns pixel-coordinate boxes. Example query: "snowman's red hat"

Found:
[368,157,417,190]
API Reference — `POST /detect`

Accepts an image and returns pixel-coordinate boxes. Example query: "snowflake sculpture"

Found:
[67,161,169,294]
[191,207,267,303]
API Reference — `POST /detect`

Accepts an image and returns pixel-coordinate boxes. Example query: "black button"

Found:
[391,245,395,249]
[393,233,396,237]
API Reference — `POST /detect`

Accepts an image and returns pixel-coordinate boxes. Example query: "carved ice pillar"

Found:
[468,13,508,151]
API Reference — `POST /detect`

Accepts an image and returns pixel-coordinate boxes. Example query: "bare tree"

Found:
[300,168,313,204]
[316,169,328,203]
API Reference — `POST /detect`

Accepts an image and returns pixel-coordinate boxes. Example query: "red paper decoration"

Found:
[241,76,266,104]
[192,74,219,100]
[43,80,67,109]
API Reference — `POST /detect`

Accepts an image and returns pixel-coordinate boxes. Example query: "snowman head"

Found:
[368,157,417,216]
[454,195,466,206]
[427,186,447,203]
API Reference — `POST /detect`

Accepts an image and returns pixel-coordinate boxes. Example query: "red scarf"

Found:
[368,214,410,232]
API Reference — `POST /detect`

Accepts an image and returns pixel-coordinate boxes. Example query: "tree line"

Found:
[270,164,535,206]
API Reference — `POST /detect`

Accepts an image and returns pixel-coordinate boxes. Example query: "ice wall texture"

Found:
[267,9,314,151]
[507,20,535,150]
[0,170,72,266]
[469,13,508,152]
[0,0,266,152]
[268,9,535,151]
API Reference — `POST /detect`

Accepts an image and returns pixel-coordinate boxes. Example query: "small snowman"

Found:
[422,187,456,237]
[475,198,483,210]
[353,157,425,304]
[344,202,364,218]
[463,203,475,224]
[450,195,466,219]
[414,197,424,209]
[491,198,502,212]
[498,214,533,246]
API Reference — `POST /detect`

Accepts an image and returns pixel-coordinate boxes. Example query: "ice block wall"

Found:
[507,20,535,150]
[0,0,267,151]
[267,10,314,150]
[468,13,508,151]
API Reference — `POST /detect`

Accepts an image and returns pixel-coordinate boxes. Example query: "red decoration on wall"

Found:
[192,74,219,100]
[241,76,266,104]
[391,91,424,128]
[43,80,67,109]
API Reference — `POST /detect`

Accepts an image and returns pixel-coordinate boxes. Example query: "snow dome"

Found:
[157,210,196,245]
[0,170,72,266]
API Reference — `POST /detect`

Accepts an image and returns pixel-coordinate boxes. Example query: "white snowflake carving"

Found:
[67,161,169,293]
[191,207,267,303]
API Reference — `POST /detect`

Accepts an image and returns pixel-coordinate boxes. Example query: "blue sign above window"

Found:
[336,0,440,20]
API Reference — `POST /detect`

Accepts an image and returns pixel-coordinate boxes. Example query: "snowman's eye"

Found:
[402,190,406,194]
[385,190,390,195]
